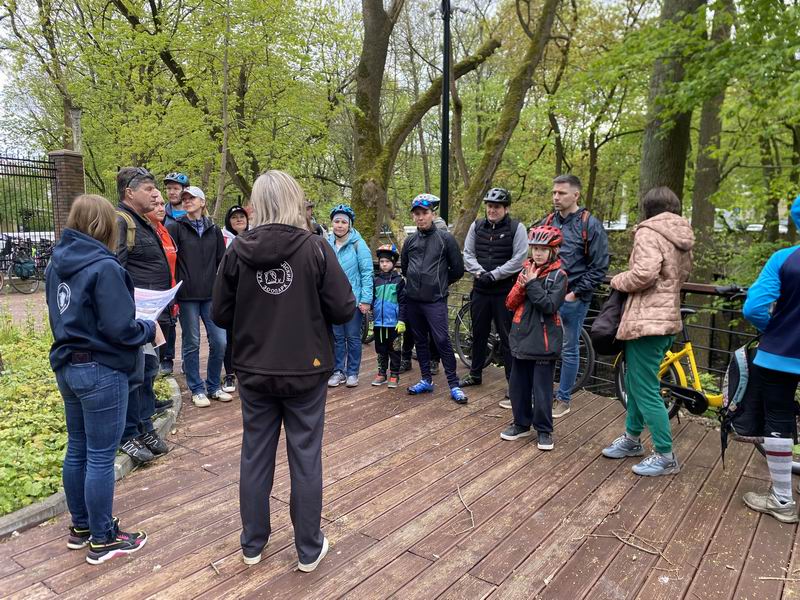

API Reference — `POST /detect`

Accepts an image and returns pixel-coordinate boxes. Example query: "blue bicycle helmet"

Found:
[410,193,440,211]
[330,204,356,223]
[164,172,189,187]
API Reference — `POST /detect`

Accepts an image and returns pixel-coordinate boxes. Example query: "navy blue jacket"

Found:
[46,229,155,373]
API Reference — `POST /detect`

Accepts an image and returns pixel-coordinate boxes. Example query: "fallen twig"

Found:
[210,560,222,575]
[758,576,800,582]
[481,414,503,419]
[185,432,219,438]
[456,484,475,531]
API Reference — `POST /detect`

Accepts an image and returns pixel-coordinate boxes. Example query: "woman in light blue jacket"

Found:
[326,204,374,387]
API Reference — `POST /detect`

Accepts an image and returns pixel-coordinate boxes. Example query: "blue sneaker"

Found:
[631,452,680,477]
[407,379,434,395]
[450,386,468,404]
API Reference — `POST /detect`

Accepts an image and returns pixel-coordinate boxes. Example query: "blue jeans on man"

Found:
[56,362,128,542]
[556,298,591,405]
[179,300,227,396]
[332,309,363,376]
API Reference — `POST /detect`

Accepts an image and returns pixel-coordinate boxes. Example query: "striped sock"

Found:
[763,436,794,504]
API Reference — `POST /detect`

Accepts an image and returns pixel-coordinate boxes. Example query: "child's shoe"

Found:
[387,375,399,389]
[371,373,388,386]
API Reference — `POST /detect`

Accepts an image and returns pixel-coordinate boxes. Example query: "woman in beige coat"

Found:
[601,187,694,476]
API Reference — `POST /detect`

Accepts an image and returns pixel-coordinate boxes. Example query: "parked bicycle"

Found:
[452,293,596,393]
[0,236,41,294]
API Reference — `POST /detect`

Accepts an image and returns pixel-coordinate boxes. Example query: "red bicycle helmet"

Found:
[528,225,562,248]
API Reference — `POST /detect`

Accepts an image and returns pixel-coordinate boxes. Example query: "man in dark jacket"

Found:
[115,167,172,464]
[536,174,609,418]
[162,172,189,226]
[461,188,528,393]
[401,193,467,404]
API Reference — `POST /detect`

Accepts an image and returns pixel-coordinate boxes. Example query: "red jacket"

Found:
[147,213,179,317]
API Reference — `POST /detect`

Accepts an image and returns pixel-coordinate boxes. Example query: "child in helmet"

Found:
[371,244,407,388]
[501,225,568,450]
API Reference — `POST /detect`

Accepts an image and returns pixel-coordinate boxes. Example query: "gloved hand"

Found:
[477,272,495,285]
[395,321,406,334]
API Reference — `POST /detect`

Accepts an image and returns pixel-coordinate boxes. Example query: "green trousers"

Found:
[624,334,675,454]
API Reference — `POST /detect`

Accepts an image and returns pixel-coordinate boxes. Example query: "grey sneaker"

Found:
[602,434,645,459]
[345,375,359,387]
[328,372,346,387]
[743,490,799,523]
[498,398,512,409]
[631,452,680,476]
[552,399,571,418]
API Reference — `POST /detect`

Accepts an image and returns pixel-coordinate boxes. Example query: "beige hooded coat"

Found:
[610,212,694,341]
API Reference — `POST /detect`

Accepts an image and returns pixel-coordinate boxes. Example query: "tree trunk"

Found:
[452,0,560,244]
[585,131,598,211]
[213,0,231,222]
[788,125,799,244]
[638,0,706,208]
[761,135,781,243]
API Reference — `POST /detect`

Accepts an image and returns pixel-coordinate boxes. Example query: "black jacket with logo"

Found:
[400,226,464,302]
[167,216,226,302]
[212,224,356,396]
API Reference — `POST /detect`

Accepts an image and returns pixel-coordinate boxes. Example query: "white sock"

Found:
[625,432,640,443]
[763,437,794,504]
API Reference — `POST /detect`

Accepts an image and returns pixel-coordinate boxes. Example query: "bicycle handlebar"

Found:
[714,283,748,298]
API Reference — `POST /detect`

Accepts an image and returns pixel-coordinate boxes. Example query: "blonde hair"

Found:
[66,194,118,252]
[249,170,307,229]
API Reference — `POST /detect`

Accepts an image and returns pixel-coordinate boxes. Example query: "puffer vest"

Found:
[473,215,518,294]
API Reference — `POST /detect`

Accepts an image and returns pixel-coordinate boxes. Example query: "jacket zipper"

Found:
[543,319,549,352]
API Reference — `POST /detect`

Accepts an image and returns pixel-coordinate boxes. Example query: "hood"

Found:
[792,195,800,231]
[327,227,365,248]
[51,228,118,278]
[638,212,695,251]
[234,224,315,269]
[224,205,249,236]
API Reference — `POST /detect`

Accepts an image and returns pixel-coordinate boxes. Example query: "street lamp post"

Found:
[440,0,452,224]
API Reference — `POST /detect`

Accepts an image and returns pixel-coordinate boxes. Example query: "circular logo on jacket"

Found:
[257,262,293,295]
[57,283,71,314]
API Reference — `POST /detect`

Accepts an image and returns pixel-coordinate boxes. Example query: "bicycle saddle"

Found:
[680,307,696,319]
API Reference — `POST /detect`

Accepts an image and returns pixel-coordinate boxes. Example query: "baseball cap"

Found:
[180,185,206,201]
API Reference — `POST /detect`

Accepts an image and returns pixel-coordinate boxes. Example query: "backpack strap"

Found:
[116,210,136,252]
[580,210,591,256]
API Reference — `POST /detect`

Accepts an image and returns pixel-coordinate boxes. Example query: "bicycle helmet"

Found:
[410,193,440,211]
[330,203,356,223]
[375,243,399,263]
[164,172,189,187]
[528,225,563,248]
[483,188,511,205]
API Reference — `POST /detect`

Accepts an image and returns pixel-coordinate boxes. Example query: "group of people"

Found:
[43,162,800,572]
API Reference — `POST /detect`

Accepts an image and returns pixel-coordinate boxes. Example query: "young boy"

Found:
[400,193,467,404]
[371,244,406,388]
[501,225,568,450]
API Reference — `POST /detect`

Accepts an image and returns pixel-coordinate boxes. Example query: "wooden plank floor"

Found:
[2,347,796,599]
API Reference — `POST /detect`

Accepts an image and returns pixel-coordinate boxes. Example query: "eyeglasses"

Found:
[124,167,153,190]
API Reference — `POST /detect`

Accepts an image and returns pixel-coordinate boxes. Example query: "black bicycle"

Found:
[452,294,596,393]
[0,236,40,294]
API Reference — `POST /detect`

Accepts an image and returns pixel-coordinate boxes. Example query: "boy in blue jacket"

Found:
[371,244,407,388]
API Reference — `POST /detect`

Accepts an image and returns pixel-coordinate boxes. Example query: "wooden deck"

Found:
[2,348,798,600]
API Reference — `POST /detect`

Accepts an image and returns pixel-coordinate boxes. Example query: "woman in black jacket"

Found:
[213,170,355,573]
[167,186,228,408]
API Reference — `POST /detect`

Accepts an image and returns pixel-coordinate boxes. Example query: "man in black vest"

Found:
[461,188,528,391]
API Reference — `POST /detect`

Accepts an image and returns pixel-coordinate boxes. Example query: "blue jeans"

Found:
[556,298,591,404]
[332,310,363,377]
[179,300,227,395]
[56,362,128,542]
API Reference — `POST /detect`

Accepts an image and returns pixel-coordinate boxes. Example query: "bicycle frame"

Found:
[659,342,723,409]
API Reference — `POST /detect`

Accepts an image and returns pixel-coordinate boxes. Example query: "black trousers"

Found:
[224,328,234,376]
[374,327,400,375]
[752,364,800,438]
[469,290,513,380]
[161,323,176,368]
[238,373,327,564]
[401,330,439,362]
[510,358,555,433]
[407,299,459,388]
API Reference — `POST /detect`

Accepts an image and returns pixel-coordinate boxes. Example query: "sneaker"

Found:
[298,537,329,573]
[537,432,554,451]
[140,431,169,456]
[222,374,236,393]
[458,374,482,387]
[399,359,413,373]
[601,434,646,459]
[631,452,680,476]
[500,423,532,441]
[328,372,346,387]
[430,361,440,375]
[210,389,233,402]
[743,490,799,524]
[552,399,571,418]
[407,379,434,395]
[119,438,154,464]
[498,398,512,409]
[387,375,399,389]
[192,393,211,407]
[154,398,173,415]
[67,517,119,550]
[86,530,147,565]
[371,373,388,386]
[346,375,359,387]
[450,386,468,404]
[242,535,270,566]
[159,362,173,376]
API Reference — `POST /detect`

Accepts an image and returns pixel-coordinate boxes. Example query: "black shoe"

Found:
[500,423,532,441]
[399,360,413,373]
[459,374,482,387]
[67,516,119,550]
[430,361,440,375]
[140,431,169,456]
[537,432,554,451]
[86,530,147,565]
[159,361,173,376]
[154,398,173,415]
[120,437,154,464]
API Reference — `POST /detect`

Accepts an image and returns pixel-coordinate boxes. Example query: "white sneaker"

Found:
[192,393,210,407]
[210,389,233,402]
[242,535,269,565]
[298,537,329,573]
[328,372,346,387]
[498,399,512,409]
[221,375,236,393]
[345,375,359,388]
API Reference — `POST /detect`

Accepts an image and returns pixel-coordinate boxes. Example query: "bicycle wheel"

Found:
[452,302,497,370]
[8,264,40,294]
[554,326,596,393]
[614,355,681,419]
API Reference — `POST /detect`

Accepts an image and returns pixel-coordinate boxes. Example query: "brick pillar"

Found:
[49,149,85,239]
